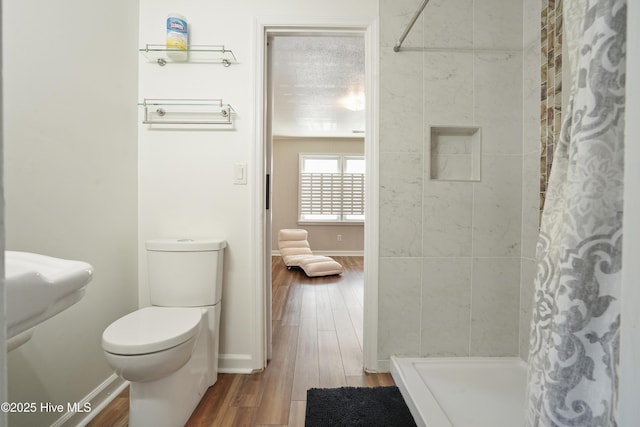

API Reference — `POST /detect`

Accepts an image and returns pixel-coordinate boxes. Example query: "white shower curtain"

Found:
[526,0,626,426]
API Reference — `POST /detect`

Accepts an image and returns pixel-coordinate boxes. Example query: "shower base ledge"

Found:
[391,356,527,427]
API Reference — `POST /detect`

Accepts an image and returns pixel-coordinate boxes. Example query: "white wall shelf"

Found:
[139,99,235,125]
[139,44,237,66]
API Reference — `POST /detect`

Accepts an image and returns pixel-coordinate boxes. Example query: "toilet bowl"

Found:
[102,307,203,383]
[101,238,226,427]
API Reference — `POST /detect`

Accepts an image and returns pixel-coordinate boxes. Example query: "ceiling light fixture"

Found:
[341,91,365,111]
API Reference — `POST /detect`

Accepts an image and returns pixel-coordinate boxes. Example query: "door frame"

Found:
[252,16,380,371]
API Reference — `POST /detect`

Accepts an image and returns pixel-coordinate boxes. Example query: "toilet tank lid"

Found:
[146,238,227,252]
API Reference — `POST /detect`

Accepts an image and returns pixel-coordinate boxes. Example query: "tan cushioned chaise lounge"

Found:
[278,229,343,277]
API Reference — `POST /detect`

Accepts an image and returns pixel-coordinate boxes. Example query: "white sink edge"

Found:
[4,251,94,343]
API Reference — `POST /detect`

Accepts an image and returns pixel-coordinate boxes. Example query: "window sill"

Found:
[297,221,364,226]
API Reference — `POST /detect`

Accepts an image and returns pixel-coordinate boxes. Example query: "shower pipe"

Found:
[393,0,432,52]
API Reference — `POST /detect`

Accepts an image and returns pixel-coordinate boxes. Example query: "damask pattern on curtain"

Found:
[526,0,626,426]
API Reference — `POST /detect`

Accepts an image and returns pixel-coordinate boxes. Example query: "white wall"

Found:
[0,4,6,424]
[620,0,640,422]
[138,0,377,373]
[2,1,139,425]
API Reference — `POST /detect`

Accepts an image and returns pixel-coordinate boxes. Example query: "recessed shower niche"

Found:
[429,126,481,181]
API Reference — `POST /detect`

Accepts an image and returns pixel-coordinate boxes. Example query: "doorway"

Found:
[253,18,379,373]
[268,32,366,364]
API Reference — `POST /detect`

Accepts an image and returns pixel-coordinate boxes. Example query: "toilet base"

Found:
[129,367,207,427]
[129,358,210,427]
[127,306,220,427]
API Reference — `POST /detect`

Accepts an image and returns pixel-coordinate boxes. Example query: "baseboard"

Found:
[54,374,128,427]
[218,353,256,374]
[376,359,391,373]
[271,250,364,257]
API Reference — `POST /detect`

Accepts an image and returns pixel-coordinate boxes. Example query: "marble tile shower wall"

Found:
[520,0,543,361]
[379,0,540,365]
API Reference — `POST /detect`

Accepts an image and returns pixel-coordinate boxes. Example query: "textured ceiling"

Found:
[270,35,365,138]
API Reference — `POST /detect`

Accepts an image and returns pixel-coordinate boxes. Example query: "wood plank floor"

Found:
[88,256,393,426]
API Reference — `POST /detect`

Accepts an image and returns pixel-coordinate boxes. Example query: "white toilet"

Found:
[102,238,226,427]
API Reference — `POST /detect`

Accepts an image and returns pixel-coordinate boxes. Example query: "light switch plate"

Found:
[233,163,247,185]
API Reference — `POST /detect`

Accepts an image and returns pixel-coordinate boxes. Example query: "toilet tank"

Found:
[146,238,226,307]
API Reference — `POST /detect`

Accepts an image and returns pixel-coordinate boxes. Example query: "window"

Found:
[299,154,365,223]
